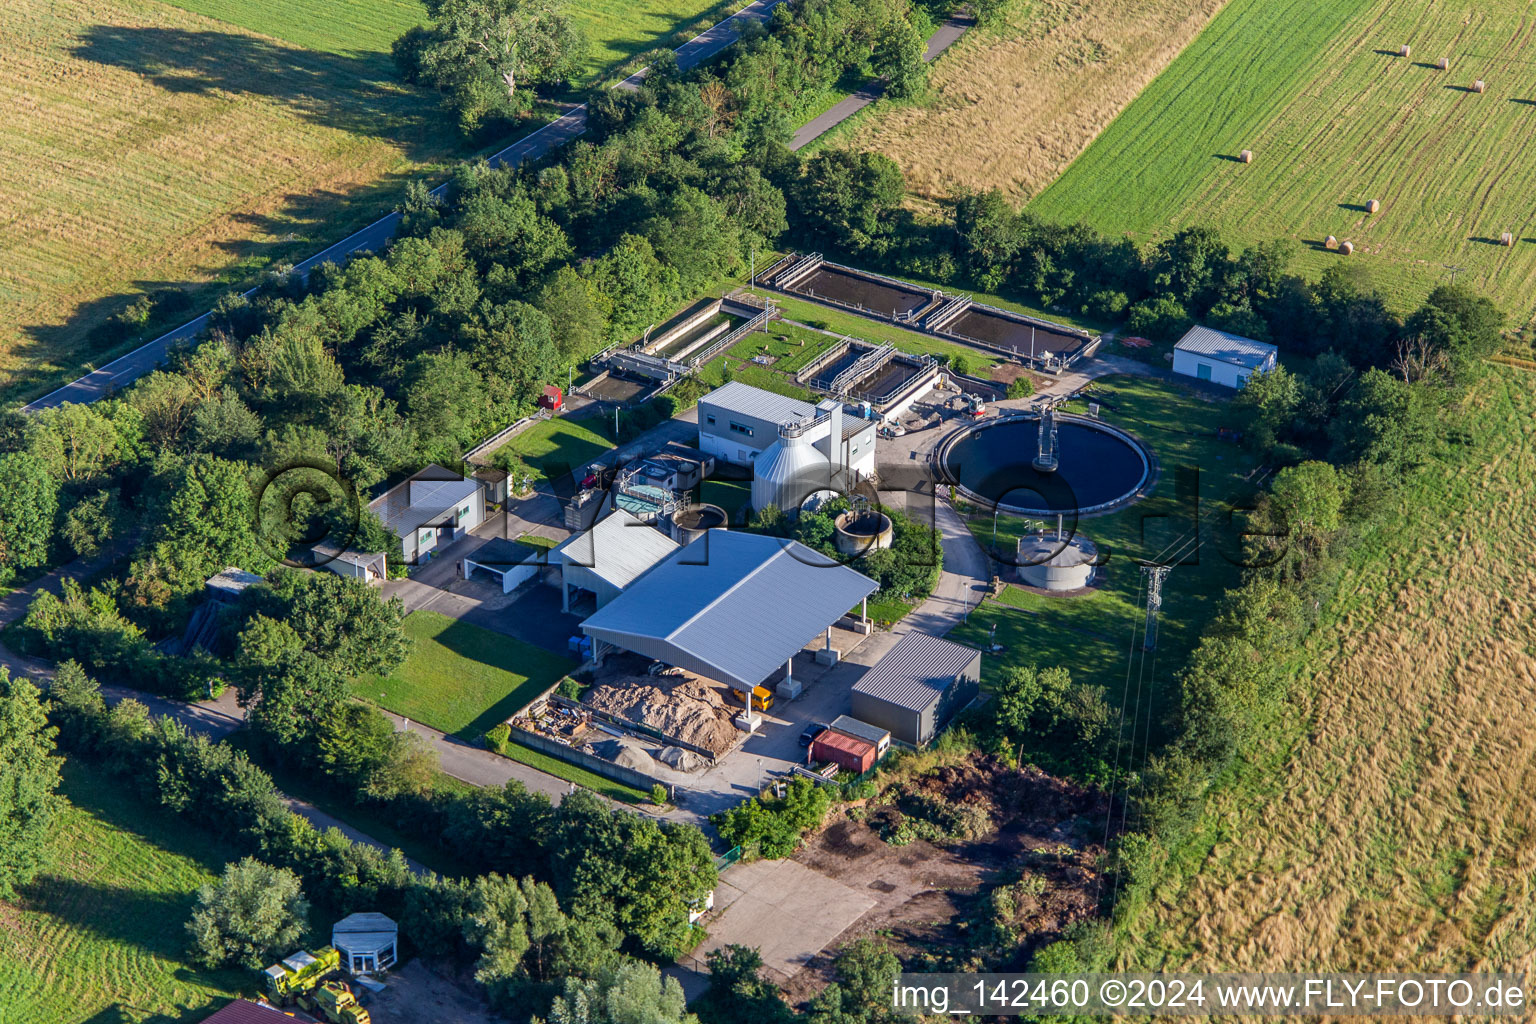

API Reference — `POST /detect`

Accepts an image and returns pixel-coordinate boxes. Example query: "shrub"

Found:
[712,778,832,859]
[557,678,584,701]
[1007,375,1034,400]
[650,783,669,806]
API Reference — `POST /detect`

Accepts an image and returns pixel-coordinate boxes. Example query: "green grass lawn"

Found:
[504,414,617,483]
[0,764,249,1024]
[164,0,750,85]
[355,610,575,739]
[950,374,1260,744]
[1031,0,1536,315]
[699,478,751,522]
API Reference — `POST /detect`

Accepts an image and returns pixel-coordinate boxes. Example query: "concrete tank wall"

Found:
[834,510,894,556]
[1016,533,1097,591]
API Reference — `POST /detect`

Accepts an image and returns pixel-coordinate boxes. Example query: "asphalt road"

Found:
[789,13,974,151]
[21,0,786,413]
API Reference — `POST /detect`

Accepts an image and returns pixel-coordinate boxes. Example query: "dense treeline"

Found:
[45,659,715,1016]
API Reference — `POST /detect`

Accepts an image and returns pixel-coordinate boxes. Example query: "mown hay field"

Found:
[825,0,1228,205]
[0,765,247,1023]
[0,0,730,406]
[1133,370,1536,975]
[1032,0,1536,317]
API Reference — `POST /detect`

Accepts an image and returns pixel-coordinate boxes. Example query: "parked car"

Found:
[799,722,830,746]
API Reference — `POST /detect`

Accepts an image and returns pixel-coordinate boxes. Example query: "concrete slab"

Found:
[693,859,876,980]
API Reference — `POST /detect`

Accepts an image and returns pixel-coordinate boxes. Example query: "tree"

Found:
[24,401,139,483]
[1268,460,1347,548]
[0,672,63,898]
[186,857,309,969]
[234,616,351,745]
[536,266,613,361]
[697,945,794,1024]
[1230,364,1300,454]
[0,453,59,586]
[807,937,901,1024]
[409,0,590,131]
[544,959,695,1024]
[60,489,126,560]
[245,569,410,679]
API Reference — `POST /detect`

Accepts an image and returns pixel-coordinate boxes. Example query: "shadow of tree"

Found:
[70,24,446,155]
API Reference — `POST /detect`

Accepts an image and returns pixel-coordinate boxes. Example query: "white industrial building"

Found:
[698,382,877,515]
[1172,326,1278,388]
[552,508,679,612]
[368,464,484,565]
[580,530,877,697]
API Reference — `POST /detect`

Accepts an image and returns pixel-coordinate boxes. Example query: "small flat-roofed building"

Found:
[205,567,263,603]
[698,383,876,478]
[463,536,541,594]
[368,465,484,566]
[1172,326,1278,389]
[332,912,398,975]
[829,715,891,757]
[852,633,982,746]
[812,729,877,774]
[580,530,877,694]
[553,508,679,612]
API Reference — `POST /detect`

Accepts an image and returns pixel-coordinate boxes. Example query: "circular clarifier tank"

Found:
[939,414,1151,515]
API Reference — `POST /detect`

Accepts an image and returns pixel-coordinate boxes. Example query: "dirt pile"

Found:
[586,674,742,756]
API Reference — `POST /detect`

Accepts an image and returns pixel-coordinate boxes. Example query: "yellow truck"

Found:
[262,947,371,1024]
[731,685,775,712]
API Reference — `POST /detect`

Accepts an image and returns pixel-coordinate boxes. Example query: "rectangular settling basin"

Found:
[788,265,931,318]
[946,308,1092,361]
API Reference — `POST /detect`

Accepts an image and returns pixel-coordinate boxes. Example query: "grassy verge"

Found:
[0,764,248,1023]
[493,738,650,805]
[354,610,574,739]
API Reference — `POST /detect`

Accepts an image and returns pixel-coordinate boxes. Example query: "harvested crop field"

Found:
[827,0,1227,204]
[1135,372,1536,975]
[0,0,469,405]
[1033,0,1536,313]
[586,671,742,756]
[782,753,1109,1001]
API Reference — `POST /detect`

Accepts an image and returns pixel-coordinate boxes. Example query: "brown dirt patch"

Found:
[832,0,1228,203]
[362,959,499,1024]
[781,753,1109,1003]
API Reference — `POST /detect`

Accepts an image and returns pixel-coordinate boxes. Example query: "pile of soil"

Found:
[586,738,656,773]
[657,746,709,772]
[586,674,741,756]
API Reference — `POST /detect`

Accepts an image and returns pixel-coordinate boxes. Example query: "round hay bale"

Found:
[1366,199,1381,214]
[1501,231,1515,246]
[1324,235,1338,249]
[1239,149,1254,163]
[1436,57,1449,70]
[1399,44,1411,58]
[1474,79,1486,93]
[1340,241,1355,256]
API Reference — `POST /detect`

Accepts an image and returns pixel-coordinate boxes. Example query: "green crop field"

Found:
[0,765,248,1023]
[356,610,574,739]
[1031,0,1536,318]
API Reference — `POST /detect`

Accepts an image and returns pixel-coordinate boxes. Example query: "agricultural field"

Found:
[1032,0,1536,317]
[355,610,574,739]
[1134,369,1536,976]
[822,0,1227,205]
[949,374,1259,745]
[0,0,734,407]
[0,765,248,1024]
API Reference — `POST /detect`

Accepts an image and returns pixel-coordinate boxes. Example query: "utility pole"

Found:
[1141,565,1171,651]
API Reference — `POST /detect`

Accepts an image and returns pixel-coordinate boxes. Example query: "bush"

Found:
[1006,376,1034,400]
[557,678,583,701]
[712,778,833,859]
[485,722,511,755]
[186,857,309,969]
[650,783,669,806]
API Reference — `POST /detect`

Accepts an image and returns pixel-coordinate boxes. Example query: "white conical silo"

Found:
[752,420,829,515]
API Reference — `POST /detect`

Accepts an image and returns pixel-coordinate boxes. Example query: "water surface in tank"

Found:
[942,416,1149,514]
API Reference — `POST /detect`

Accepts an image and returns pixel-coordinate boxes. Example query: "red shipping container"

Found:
[811,729,876,774]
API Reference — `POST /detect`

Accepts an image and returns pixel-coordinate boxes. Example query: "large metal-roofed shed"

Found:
[553,508,679,611]
[580,531,877,691]
[851,632,982,746]
[332,911,398,975]
[1172,326,1278,388]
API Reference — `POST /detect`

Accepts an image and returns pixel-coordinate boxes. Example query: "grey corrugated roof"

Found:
[333,912,397,952]
[700,381,819,426]
[554,509,678,589]
[580,531,877,689]
[368,466,479,536]
[852,632,980,712]
[1174,325,1278,369]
